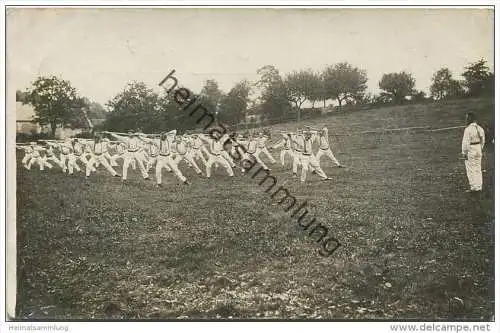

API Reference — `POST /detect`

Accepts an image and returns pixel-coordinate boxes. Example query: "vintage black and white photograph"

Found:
[6,5,496,323]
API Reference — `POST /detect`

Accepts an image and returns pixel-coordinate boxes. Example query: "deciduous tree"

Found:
[378,71,416,104]
[23,76,87,137]
[322,62,368,107]
[284,69,317,121]
[461,59,494,97]
[430,68,464,100]
[104,82,162,133]
[218,80,252,124]
[256,65,291,122]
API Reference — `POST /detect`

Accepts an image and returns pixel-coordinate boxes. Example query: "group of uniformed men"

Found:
[16,125,345,186]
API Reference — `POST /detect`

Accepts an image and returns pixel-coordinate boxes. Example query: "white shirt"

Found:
[192,137,203,149]
[73,142,84,155]
[146,144,159,157]
[258,136,267,148]
[247,138,258,154]
[128,137,140,151]
[319,135,329,150]
[175,140,188,155]
[462,123,485,155]
[294,135,305,152]
[60,144,71,155]
[115,143,125,155]
[46,146,55,156]
[304,138,313,155]
[211,139,224,155]
[31,146,41,157]
[159,139,171,155]
[93,142,105,154]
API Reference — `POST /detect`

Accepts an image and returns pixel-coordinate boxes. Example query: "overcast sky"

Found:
[7,7,494,106]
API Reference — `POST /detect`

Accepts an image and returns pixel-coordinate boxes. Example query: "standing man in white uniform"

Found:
[461,112,485,192]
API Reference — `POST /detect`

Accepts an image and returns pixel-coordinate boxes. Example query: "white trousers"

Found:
[145,156,157,171]
[27,155,53,171]
[240,152,269,173]
[174,153,203,174]
[103,152,118,167]
[156,154,186,184]
[189,148,207,168]
[300,154,327,182]
[22,153,33,166]
[122,151,148,180]
[316,148,340,166]
[86,154,118,177]
[292,151,303,174]
[256,147,276,164]
[280,149,294,166]
[66,154,88,172]
[110,153,124,164]
[465,145,483,191]
[46,155,63,169]
[221,150,236,167]
[206,154,234,177]
[60,154,81,174]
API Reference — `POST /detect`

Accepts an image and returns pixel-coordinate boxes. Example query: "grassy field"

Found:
[16,98,495,320]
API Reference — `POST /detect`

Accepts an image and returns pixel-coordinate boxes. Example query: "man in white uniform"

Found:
[104,131,149,181]
[143,140,159,173]
[272,132,295,167]
[85,134,120,178]
[140,130,189,186]
[108,141,125,166]
[173,135,204,176]
[291,130,305,178]
[26,142,53,171]
[102,138,119,167]
[461,112,485,192]
[237,133,270,173]
[298,131,331,183]
[186,134,208,170]
[256,131,277,164]
[17,144,34,170]
[189,134,209,167]
[59,140,80,174]
[200,133,235,178]
[314,126,345,168]
[44,142,64,169]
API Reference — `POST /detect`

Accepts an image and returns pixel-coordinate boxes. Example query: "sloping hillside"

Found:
[16,98,494,320]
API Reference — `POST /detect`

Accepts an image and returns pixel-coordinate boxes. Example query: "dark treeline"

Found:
[17,59,494,137]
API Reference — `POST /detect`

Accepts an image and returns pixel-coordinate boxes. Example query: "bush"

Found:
[16,132,53,143]
[72,131,95,139]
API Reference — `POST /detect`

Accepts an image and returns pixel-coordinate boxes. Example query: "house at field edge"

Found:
[16,102,93,139]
